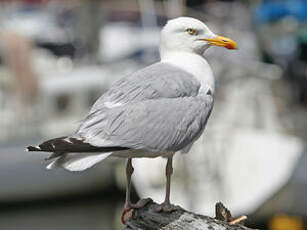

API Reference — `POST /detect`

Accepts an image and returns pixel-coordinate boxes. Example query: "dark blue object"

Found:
[254,0,307,24]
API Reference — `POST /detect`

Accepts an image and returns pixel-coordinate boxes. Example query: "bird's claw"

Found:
[132,198,152,209]
[121,198,153,224]
[121,207,132,224]
[155,202,182,212]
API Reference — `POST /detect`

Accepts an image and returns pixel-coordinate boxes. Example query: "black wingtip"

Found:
[26,146,41,152]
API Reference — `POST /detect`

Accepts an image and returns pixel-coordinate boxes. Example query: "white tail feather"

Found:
[46,152,112,171]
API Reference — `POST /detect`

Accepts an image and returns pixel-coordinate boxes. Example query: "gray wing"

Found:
[78,95,214,152]
[90,62,200,111]
[78,62,201,133]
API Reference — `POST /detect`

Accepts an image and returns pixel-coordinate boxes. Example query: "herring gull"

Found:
[27,17,237,222]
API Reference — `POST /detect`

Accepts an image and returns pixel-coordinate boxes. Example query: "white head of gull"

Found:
[160,17,237,95]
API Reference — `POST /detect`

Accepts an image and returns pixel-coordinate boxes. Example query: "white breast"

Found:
[161,51,215,95]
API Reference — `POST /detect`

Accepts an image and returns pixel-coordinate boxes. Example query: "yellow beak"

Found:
[201,35,238,50]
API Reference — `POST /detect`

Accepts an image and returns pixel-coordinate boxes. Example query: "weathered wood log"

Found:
[123,201,253,230]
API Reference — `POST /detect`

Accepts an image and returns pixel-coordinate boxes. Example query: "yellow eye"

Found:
[186,28,197,35]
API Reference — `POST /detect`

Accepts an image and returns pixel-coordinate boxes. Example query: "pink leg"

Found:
[124,158,133,210]
[121,158,151,223]
[165,156,173,205]
[156,156,181,212]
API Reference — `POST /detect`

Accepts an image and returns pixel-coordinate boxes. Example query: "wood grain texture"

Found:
[123,201,253,230]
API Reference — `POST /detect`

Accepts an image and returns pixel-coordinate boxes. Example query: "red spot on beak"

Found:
[225,44,235,50]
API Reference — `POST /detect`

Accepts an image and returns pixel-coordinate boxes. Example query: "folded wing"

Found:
[79,95,214,153]
[78,62,201,133]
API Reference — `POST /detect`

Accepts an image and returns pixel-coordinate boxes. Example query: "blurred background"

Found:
[0,0,307,229]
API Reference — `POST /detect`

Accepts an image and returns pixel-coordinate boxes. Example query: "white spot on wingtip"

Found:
[36,146,41,150]
[64,138,73,143]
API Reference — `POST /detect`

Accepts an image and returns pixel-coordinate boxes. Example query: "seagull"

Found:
[27,17,237,223]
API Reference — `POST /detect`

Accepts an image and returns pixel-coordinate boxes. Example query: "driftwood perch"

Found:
[123,201,252,230]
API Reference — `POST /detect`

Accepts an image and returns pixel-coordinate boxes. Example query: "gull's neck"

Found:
[160,51,215,95]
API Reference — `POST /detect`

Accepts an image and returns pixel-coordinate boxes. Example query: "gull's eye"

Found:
[186,28,197,35]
